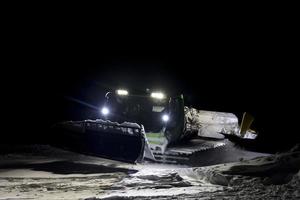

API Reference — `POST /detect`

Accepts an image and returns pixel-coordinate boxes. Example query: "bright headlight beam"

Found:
[116,89,128,96]
[101,107,109,115]
[151,92,165,99]
[162,114,169,122]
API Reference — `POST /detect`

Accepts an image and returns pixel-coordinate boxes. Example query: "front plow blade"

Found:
[51,120,146,163]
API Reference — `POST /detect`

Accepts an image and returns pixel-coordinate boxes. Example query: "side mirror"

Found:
[105,92,112,99]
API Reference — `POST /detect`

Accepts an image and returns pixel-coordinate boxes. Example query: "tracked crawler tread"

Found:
[151,138,228,165]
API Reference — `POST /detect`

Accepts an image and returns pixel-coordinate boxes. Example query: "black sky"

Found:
[2,20,299,149]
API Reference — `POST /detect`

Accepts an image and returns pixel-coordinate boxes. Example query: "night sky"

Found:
[3,31,299,151]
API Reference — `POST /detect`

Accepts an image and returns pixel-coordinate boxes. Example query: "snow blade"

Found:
[240,112,254,137]
[51,120,146,163]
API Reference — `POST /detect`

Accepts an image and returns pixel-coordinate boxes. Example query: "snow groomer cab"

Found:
[100,89,193,146]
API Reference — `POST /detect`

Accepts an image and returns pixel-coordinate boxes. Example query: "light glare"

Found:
[151,92,165,99]
[162,114,169,122]
[116,89,128,95]
[101,107,109,115]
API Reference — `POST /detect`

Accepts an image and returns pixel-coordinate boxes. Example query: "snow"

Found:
[91,119,141,129]
[184,107,239,140]
[0,144,299,199]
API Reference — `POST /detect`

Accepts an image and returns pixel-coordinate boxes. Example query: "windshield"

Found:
[105,94,170,132]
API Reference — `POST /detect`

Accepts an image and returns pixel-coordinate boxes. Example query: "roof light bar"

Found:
[151,92,165,99]
[116,89,129,96]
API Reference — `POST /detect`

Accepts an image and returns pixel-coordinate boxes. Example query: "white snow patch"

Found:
[1,144,299,199]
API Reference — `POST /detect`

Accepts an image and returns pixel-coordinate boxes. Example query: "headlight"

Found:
[151,92,165,99]
[162,114,169,122]
[101,107,109,115]
[116,89,129,96]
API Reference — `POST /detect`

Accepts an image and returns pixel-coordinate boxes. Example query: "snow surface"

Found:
[0,144,299,199]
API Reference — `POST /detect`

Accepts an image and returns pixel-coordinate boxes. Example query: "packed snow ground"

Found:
[0,145,299,199]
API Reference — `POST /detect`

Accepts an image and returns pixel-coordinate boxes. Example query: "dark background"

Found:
[2,19,299,152]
